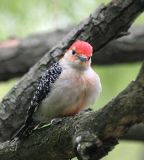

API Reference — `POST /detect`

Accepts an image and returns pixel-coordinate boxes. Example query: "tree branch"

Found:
[1,25,144,81]
[0,61,144,160]
[121,123,144,141]
[0,0,144,159]
[0,27,72,81]
[93,25,144,65]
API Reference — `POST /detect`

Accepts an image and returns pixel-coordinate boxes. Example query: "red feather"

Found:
[69,40,93,57]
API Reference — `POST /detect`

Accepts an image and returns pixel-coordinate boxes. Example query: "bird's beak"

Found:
[77,55,88,62]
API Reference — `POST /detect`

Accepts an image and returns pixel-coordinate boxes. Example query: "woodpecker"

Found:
[12,40,101,139]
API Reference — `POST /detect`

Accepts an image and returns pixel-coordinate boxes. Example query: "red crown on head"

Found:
[69,40,93,57]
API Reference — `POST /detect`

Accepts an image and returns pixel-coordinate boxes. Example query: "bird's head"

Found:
[63,40,93,70]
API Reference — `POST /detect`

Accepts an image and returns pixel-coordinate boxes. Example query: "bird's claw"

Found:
[83,108,93,112]
[79,108,93,115]
[34,118,62,131]
[50,118,62,125]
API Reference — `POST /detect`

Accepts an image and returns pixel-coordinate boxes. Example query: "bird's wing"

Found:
[11,62,62,139]
[26,62,62,124]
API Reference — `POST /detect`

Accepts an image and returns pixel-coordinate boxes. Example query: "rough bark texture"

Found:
[0,27,72,81]
[0,62,144,160]
[93,25,144,65]
[1,25,144,81]
[0,0,144,159]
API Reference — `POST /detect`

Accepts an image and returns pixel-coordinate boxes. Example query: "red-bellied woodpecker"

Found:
[11,40,102,139]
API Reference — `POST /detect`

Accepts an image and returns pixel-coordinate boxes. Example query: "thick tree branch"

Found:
[0,0,143,142]
[121,123,144,141]
[1,26,144,81]
[0,0,144,159]
[0,62,144,160]
[93,25,144,65]
[1,24,144,81]
[0,27,72,81]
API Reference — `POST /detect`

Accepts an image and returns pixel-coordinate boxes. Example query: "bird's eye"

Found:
[72,50,76,55]
[88,57,91,61]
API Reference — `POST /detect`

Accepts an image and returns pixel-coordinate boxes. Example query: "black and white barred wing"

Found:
[27,62,62,122]
[11,62,62,139]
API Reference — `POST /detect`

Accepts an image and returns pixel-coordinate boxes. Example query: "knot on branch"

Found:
[73,131,118,160]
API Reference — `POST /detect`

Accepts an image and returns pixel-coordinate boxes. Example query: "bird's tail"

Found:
[10,124,29,141]
[10,120,36,141]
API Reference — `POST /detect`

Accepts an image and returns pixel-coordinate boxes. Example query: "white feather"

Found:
[33,52,101,122]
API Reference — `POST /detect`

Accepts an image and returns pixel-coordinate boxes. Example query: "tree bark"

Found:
[0,0,144,159]
[0,25,144,81]
[0,62,144,160]
[0,27,72,81]
[1,25,144,81]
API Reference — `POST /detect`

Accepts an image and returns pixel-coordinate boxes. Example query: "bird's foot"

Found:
[50,118,63,125]
[83,108,93,112]
[36,118,62,130]
[79,108,93,115]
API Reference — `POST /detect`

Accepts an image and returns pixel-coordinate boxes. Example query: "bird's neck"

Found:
[60,59,90,72]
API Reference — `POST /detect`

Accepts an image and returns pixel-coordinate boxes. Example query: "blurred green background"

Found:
[0,0,143,160]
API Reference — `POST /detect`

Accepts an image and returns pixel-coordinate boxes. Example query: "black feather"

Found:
[11,62,62,140]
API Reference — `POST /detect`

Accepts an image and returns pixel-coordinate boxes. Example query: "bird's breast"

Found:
[55,68,101,115]
[34,67,101,122]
